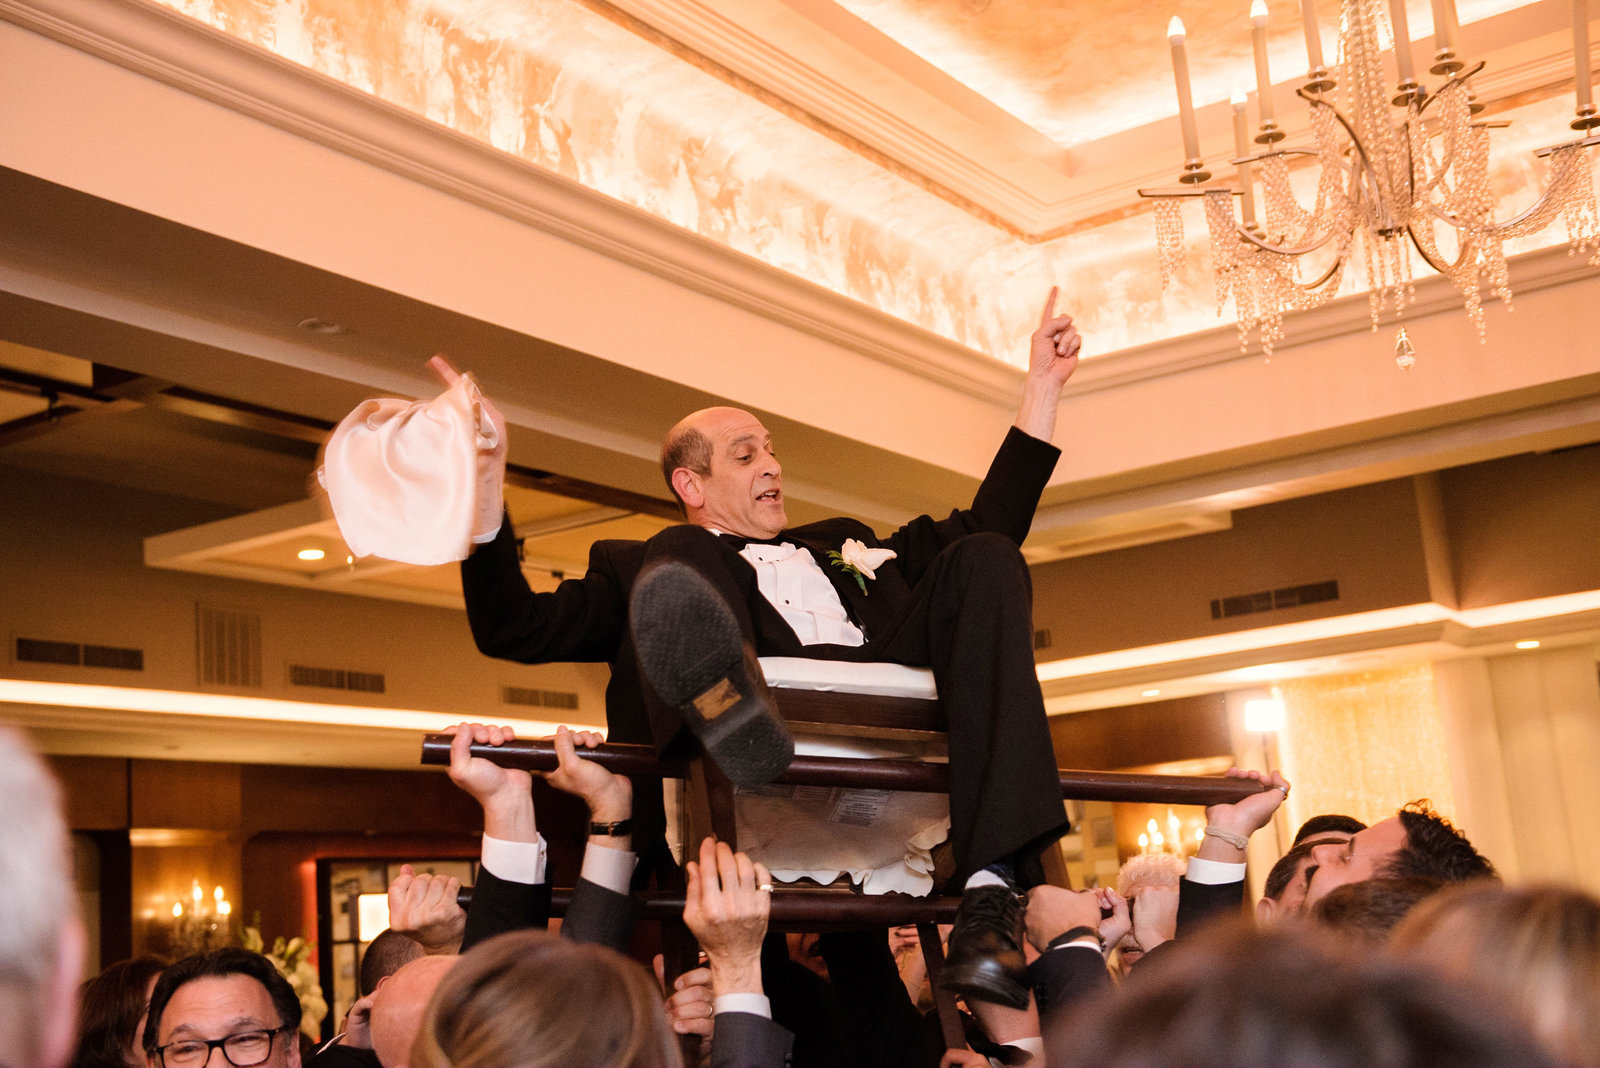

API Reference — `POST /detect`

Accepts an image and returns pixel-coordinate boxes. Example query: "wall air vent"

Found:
[289,665,386,693]
[502,686,580,711]
[196,605,262,687]
[1211,580,1340,620]
[15,637,144,670]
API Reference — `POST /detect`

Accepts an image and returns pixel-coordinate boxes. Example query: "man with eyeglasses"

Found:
[143,947,301,1068]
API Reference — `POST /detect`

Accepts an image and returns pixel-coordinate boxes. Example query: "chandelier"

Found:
[1141,0,1600,359]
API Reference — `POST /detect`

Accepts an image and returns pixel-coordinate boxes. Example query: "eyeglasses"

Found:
[155,1026,292,1067]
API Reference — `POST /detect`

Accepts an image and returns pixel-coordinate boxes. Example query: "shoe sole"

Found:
[630,561,794,786]
[936,960,1031,1011]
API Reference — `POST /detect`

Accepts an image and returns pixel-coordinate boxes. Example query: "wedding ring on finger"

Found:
[758,883,774,892]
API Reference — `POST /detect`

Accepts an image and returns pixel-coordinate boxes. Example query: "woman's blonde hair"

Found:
[411,931,683,1068]
[1391,882,1600,1067]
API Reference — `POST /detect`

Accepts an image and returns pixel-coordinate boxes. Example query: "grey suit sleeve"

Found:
[710,1012,794,1068]
[560,877,642,953]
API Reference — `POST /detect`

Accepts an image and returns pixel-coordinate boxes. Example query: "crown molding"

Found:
[0,0,1025,407]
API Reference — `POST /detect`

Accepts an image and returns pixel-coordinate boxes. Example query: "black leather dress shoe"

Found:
[630,560,794,786]
[938,884,1031,1010]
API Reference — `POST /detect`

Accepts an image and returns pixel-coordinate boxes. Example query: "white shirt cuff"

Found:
[1184,857,1246,885]
[481,833,547,884]
[471,523,501,544]
[714,993,771,1019]
[580,842,638,894]
[1051,938,1103,954]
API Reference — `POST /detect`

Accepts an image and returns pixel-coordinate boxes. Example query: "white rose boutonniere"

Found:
[826,538,897,595]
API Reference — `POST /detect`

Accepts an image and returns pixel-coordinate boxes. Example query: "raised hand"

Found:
[655,956,716,1042]
[444,721,536,842]
[1129,884,1179,954]
[1200,767,1289,859]
[1023,885,1104,953]
[683,837,772,998]
[1095,886,1132,952]
[427,354,507,538]
[387,863,465,955]
[1029,286,1082,387]
[1014,286,1083,441]
[544,725,631,826]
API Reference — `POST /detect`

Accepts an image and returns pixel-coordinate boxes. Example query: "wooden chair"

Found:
[422,659,1266,1056]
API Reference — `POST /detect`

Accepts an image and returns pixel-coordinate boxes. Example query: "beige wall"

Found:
[1,464,611,728]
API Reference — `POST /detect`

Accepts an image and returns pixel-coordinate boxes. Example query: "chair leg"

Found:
[660,915,705,1066]
[682,756,740,848]
[918,921,968,1053]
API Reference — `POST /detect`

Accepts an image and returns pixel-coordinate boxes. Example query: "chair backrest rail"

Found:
[420,734,1269,805]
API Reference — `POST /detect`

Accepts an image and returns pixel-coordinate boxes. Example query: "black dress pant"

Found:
[637,526,1067,883]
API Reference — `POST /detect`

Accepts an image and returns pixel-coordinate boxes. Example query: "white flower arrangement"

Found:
[241,922,329,1041]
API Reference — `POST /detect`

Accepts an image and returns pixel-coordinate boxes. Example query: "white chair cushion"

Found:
[758,656,938,701]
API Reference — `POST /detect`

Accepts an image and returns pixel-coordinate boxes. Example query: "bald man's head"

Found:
[660,407,786,538]
[370,954,456,1068]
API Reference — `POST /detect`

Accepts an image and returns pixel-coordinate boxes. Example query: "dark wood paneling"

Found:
[131,760,241,829]
[49,755,129,828]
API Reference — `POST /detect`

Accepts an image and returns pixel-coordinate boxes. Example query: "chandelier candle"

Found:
[1577,0,1593,112]
[1388,0,1416,84]
[1251,1,1277,124]
[1232,89,1261,228]
[1429,0,1459,59]
[1169,17,1203,165]
[1301,0,1326,72]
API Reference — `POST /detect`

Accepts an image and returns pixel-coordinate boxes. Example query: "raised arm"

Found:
[1012,287,1082,444]
[428,354,507,542]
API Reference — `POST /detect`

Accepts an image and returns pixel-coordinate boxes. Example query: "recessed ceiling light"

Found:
[1514,639,1541,650]
[1141,688,1161,697]
[297,548,326,561]
[297,317,346,335]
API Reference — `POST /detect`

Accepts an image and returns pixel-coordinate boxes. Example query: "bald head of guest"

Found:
[370,954,457,1068]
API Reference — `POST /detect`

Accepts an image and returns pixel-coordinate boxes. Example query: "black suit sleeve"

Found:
[711,1012,795,1068]
[885,427,1060,586]
[459,518,630,664]
[461,866,553,951]
[1176,875,1247,937]
[1030,945,1111,1021]
[306,1043,381,1068]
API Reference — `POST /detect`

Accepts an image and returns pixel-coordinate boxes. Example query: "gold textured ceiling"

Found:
[151,0,1588,360]
[833,0,1543,144]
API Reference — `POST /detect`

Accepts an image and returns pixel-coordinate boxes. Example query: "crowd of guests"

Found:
[6,719,1600,1068]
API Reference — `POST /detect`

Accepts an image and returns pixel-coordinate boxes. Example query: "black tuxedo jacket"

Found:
[461,426,1060,753]
[461,866,640,954]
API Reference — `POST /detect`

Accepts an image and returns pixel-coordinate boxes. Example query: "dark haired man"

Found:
[450,290,1085,1010]
[1303,801,1495,905]
[1255,840,1320,923]
[1292,813,1365,845]
[144,948,301,1068]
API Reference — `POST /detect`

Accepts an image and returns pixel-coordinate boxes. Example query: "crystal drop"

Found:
[1394,327,1416,370]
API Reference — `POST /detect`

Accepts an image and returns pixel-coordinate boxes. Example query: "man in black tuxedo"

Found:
[449,288,1083,1009]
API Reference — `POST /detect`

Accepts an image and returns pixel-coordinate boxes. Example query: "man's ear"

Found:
[1255,897,1278,924]
[671,468,703,509]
